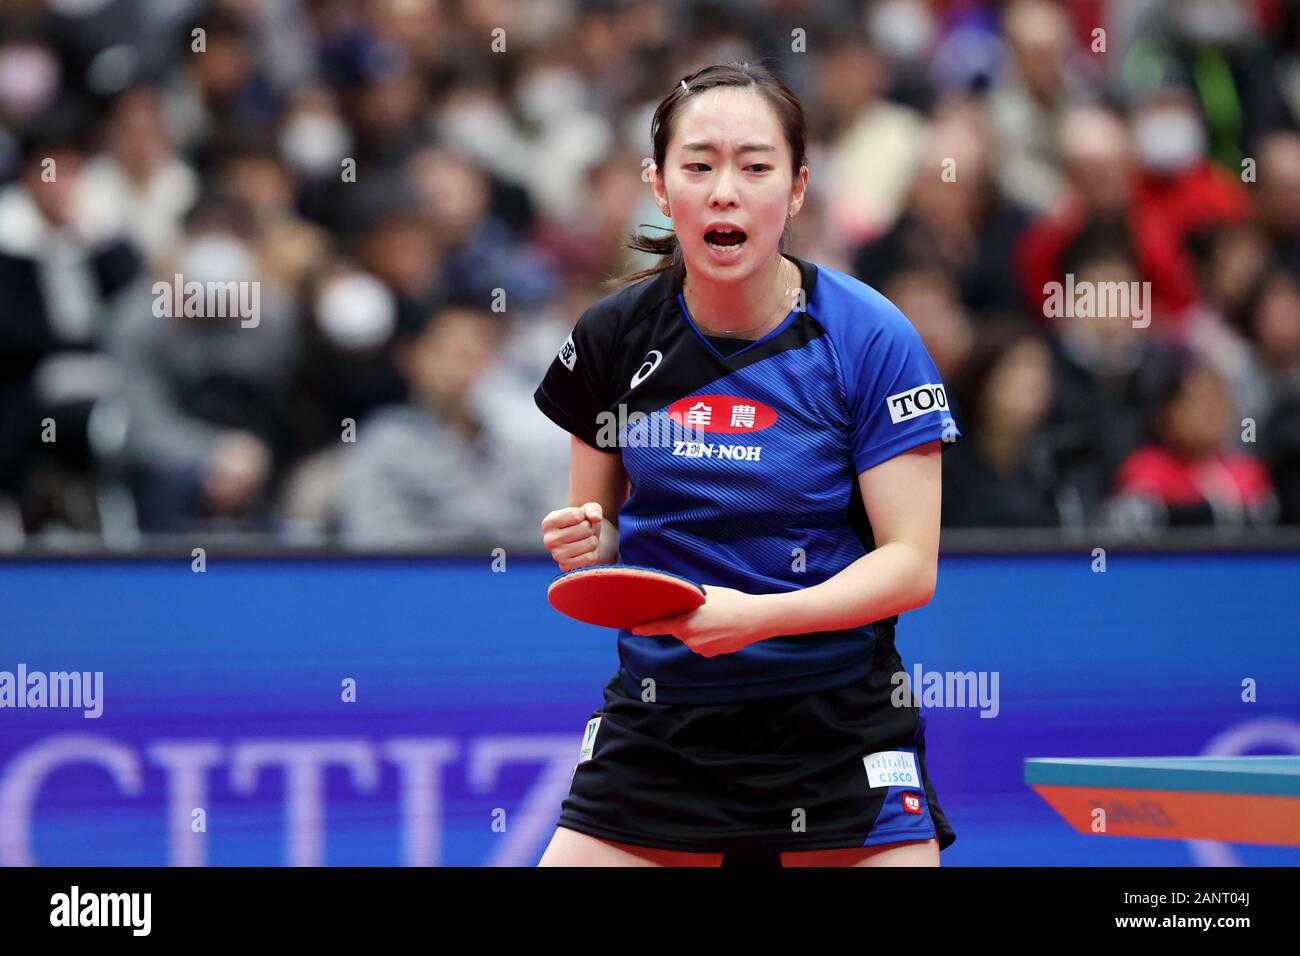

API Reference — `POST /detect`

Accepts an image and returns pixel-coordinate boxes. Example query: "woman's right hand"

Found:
[542,502,611,570]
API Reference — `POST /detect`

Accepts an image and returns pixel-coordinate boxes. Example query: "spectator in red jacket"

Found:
[1130,85,1252,265]
[1016,105,1199,328]
[1109,352,1277,530]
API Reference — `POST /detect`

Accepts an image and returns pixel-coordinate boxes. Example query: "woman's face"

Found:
[653,87,806,286]
[406,309,500,409]
[1253,273,1300,364]
[982,339,1054,435]
[1162,365,1231,458]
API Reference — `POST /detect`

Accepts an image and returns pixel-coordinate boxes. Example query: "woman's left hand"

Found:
[628,585,773,657]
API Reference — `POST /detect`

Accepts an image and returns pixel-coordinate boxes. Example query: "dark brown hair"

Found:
[611,61,807,288]
[949,319,1050,435]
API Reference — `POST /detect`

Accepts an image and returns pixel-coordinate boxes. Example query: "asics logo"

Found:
[630,350,663,389]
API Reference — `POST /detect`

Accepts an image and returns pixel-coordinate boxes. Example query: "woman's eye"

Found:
[683,163,770,173]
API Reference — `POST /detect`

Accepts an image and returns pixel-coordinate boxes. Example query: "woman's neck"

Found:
[683,253,798,339]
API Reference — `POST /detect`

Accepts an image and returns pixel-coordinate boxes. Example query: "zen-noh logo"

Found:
[666,395,778,433]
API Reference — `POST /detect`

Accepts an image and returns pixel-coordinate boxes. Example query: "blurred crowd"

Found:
[2,0,1300,550]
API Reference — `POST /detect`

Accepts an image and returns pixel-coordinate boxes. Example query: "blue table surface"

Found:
[1025,756,1300,796]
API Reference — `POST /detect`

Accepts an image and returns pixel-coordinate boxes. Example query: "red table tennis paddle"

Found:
[547,564,707,629]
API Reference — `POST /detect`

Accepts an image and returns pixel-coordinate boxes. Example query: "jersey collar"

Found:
[672,254,819,362]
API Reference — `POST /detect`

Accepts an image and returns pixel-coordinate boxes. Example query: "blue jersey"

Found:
[534,255,959,703]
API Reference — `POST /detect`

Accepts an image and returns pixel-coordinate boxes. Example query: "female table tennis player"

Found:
[534,62,959,867]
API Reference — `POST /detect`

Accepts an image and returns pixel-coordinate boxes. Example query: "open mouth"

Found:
[705,228,747,250]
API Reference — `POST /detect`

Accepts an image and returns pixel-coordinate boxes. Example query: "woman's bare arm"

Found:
[752,440,943,634]
[568,435,627,564]
[541,436,628,569]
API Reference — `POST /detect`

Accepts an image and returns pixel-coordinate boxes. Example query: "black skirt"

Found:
[556,631,957,860]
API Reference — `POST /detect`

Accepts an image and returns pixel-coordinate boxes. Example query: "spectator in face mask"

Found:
[108,194,299,532]
[1130,85,1251,265]
[277,87,355,232]
[1119,0,1296,170]
[1015,104,1200,326]
[336,303,548,549]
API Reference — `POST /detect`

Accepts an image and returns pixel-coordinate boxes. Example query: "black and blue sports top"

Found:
[535,255,960,703]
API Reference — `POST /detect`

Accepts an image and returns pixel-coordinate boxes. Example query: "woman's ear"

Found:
[648,162,671,216]
[788,165,809,219]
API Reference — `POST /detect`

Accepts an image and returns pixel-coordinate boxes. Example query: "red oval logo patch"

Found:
[666,395,778,434]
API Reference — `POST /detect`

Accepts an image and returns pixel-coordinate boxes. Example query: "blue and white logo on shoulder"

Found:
[630,350,663,389]
[863,749,920,788]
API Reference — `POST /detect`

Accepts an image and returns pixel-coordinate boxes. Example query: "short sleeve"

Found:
[533,302,620,452]
[845,299,960,474]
